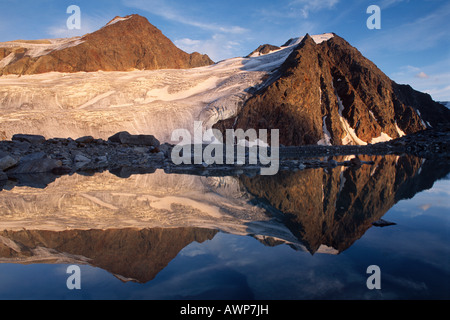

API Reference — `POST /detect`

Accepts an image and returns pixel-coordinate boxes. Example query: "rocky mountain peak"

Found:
[214,33,450,146]
[0,14,214,75]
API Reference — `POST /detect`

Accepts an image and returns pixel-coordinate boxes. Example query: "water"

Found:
[0,154,449,300]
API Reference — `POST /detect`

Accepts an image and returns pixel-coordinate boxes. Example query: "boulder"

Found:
[0,155,18,171]
[19,152,46,163]
[108,131,160,147]
[74,154,91,163]
[75,136,94,144]
[7,158,63,174]
[372,219,397,227]
[350,158,362,167]
[12,134,45,144]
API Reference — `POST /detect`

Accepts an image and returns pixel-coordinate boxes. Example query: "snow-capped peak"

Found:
[105,15,133,26]
[285,33,335,47]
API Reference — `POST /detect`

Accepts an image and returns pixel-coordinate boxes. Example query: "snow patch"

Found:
[415,108,428,128]
[311,33,335,44]
[106,16,132,26]
[370,132,392,144]
[317,244,339,255]
[395,122,406,137]
[0,37,85,60]
[335,89,367,146]
[317,116,332,146]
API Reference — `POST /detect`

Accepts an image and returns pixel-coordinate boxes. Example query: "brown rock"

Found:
[0,14,214,75]
[214,34,450,146]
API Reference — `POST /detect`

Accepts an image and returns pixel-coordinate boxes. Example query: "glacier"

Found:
[0,33,335,144]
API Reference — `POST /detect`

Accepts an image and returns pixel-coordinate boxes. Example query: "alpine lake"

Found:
[0,149,448,301]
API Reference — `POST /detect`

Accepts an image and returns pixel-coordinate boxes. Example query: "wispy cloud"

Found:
[358,2,450,54]
[122,0,248,34]
[175,34,243,62]
[256,0,339,21]
[391,61,450,101]
[415,71,429,79]
[290,0,340,18]
[379,0,410,9]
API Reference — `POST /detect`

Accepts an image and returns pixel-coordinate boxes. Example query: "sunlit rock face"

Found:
[0,14,213,76]
[215,35,450,146]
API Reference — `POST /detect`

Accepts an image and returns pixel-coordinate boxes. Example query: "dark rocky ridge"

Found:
[0,127,449,191]
[214,34,450,146]
[246,44,281,58]
[0,14,214,75]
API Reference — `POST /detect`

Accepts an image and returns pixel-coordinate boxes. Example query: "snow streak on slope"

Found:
[0,37,85,59]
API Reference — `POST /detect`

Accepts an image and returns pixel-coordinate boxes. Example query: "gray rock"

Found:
[11,141,31,151]
[8,158,63,174]
[74,154,91,163]
[0,170,7,181]
[0,155,18,171]
[12,134,46,144]
[75,136,94,144]
[95,156,108,164]
[350,157,362,167]
[372,219,397,227]
[327,159,338,168]
[159,143,173,157]
[108,131,160,147]
[133,147,149,154]
[19,152,46,163]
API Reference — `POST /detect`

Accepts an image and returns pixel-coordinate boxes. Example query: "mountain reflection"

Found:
[0,154,448,283]
[239,155,450,254]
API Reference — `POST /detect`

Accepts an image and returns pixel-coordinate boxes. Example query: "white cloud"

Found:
[415,71,429,79]
[290,0,340,18]
[175,34,243,62]
[391,62,450,101]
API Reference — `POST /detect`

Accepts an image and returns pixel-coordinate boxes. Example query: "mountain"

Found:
[239,154,450,254]
[0,227,217,283]
[0,24,448,145]
[0,14,213,75]
[1,154,448,281]
[438,101,450,109]
[214,34,450,146]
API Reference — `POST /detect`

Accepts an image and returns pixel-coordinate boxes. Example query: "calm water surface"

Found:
[0,155,448,300]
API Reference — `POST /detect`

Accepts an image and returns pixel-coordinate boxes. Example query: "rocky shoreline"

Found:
[1,127,449,189]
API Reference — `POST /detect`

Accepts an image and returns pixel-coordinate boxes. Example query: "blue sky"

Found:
[0,0,449,100]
